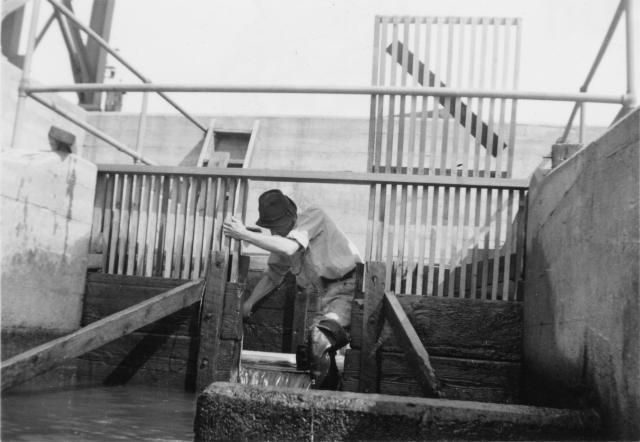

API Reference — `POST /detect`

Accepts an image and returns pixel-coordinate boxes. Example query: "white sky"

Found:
[26,0,639,126]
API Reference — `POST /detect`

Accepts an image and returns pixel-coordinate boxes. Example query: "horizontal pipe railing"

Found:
[45,0,205,132]
[26,83,631,104]
[96,164,530,190]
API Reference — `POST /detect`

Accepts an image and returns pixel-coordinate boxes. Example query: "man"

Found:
[223,189,362,389]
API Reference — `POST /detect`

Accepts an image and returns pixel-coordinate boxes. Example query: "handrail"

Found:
[25,83,630,104]
[96,164,530,190]
[44,0,205,132]
[558,0,635,143]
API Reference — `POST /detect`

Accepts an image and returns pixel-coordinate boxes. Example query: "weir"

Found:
[2,1,639,441]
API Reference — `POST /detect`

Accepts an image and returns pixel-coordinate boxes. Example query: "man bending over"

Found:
[223,189,362,389]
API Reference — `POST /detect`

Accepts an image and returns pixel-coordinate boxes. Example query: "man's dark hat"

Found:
[256,189,297,236]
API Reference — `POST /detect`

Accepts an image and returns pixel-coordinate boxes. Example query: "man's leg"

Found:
[308,277,355,389]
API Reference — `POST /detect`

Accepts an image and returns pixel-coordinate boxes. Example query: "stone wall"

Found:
[523,108,639,439]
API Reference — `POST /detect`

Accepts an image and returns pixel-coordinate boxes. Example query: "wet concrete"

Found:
[194,382,601,441]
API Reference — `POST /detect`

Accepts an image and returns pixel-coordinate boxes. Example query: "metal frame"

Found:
[9,1,638,164]
[558,0,637,143]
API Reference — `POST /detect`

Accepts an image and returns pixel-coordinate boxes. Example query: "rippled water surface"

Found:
[2,385,197,441]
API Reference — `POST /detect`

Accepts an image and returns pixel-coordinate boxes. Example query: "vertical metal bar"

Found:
[11,0,41,149]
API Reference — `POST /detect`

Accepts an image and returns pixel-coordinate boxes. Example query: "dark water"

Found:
[1,385,196,441]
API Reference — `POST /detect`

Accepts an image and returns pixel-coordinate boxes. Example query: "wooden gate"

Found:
[365,16,525,301]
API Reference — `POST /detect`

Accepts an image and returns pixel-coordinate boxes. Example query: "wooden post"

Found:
[196,251,248,391]
[196,250,229,391]
[358,262,386,393]
[383,291,441,397]
[290,286,310,352]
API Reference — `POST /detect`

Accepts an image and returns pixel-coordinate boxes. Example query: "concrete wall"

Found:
[84,113,604,259]
[1,150,97,332]
[523,109,639,439]
[1,56,88,153]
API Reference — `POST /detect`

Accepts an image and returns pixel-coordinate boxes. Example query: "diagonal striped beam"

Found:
[386,41,507,157]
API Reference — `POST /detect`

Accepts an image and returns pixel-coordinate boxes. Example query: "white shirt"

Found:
[265,207,362,289]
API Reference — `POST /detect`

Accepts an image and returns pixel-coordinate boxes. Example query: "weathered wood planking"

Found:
[383,291,440,397]
[350,293,522,362]
[1,279,205,391]
[358,262,386,393]
[343,349,522,403]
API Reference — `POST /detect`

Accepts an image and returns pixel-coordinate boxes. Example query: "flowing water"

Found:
[1,385,197,441]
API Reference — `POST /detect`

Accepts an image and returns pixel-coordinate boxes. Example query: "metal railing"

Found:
[558,0,637,144]
[9,0,637,163]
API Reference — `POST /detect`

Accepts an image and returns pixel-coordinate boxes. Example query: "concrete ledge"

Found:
[194,382,600,441]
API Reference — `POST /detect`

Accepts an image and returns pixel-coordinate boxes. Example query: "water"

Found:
[1,385,196,441]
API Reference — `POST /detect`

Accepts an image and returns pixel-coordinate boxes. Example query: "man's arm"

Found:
[223,216,300,256]
[242,273,277,319]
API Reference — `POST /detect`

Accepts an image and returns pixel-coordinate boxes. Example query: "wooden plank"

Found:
[502,189,515,300]
[107,174,122,273]
[383,291,440,397]
[243,120,260,167]
[144,175,161,277]
[344,349,521,403]
[513,190,526,301]
[1,279,204,391]
[154,175,171,276]
[507,20,522,177]
[358,262,386,393]
[182,177,198,279]
[126,175,142,275]
[491,189,505,300]
[415,186,428,295]
[172,177,189,279]
[351,293,522,361]
[290,285,310,352]
[134,175,150,275]
[163,177,179,278]
[95,166,531,190]
[100,174,115,272]
[481,188,493,299]
[191,177,207,278]
[89,173,107,255]
[196,250,229,391]
[448,187,462,297]
[116,174,131,275]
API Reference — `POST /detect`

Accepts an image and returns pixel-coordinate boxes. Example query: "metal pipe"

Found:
[28,93,157,165]
[25,83,630,104]
[35,11,56,47]
[11,0,41,149]
[583,0,625,91]
[96,164,530,190]
[624,0,637,107]
[45,0,206,132]
[134,93,149,164]
[558,1,625,143]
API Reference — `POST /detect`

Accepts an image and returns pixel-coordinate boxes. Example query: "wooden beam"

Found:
[96,165,530,190]
[358,262,386,393]
[1,279,205,391]
[196,250,229,391]
[383,291,441,397]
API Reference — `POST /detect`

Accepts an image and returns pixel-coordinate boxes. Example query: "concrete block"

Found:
[194,382,600,441]
[1,150,97,331]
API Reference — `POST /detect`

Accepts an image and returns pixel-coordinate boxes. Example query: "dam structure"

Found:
[1,1,638,440]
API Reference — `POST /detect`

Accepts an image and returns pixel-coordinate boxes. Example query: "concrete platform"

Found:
[194,382,601,441]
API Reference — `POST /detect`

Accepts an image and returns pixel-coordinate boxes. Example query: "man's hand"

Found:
[223,215,249,240]
[242,300,253,320]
